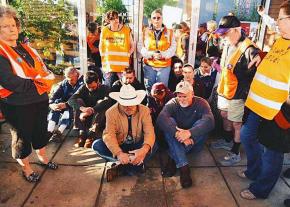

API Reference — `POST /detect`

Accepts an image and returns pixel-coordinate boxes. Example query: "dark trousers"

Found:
[0,100,49,159]
[73,99,106,138]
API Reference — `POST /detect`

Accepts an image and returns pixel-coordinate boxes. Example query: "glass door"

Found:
[7,0,83,77]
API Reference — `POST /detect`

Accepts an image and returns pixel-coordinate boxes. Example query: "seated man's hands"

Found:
[80,106,94,114]
[129,146,149,166]
[183,138,194,146]
[117,152,131,165]
[175,127,192,143]
[49,103,59,111]
[49,103,66,111]
[79,107,94,120]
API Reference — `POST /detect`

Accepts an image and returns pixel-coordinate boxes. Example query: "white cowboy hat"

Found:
[109,84,146,106]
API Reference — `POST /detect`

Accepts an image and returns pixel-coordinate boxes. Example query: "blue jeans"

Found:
[47,109,72,127]
[92,139,158,163]
[163,131,207,168]
[241,111,284,198]
[143,64,171,92]
[248,147,284,198]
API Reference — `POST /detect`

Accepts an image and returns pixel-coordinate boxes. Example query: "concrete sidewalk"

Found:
[0,123,289,207]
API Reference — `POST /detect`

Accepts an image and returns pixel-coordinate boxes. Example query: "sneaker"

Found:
[49,130,63,143]
[210,139,233,151]
[220,152,241,166]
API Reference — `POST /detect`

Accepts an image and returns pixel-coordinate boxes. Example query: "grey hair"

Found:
[0,5,20,28]
[64,67,79,77]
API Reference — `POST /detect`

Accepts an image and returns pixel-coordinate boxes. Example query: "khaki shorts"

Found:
[217,95,229,111]
[227,99,245,122]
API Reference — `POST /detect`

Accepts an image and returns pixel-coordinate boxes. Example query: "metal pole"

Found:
[134,0,144,81]
[188,0,201,66]
[77,0,88,74]
[257,0,271,50]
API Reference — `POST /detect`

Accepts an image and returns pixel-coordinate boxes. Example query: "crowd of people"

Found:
[0,1,289,206]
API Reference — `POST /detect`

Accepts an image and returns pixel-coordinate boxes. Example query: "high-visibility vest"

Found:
[100,25,131,73]
[0,40,54,98]
[176,32,189,58]
[245,38,290,120]
[143,27,173,68]
[217,38,255,99]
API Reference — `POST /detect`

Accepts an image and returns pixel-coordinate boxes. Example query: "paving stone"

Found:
[221,166,290,207]
[284,153,290,165]
[0,123,11,134]
[52,137,105,166]
[24,165,104,207]
[188,146,216,167]
[98,168,166,207]
[164,167,237,207]
[0,131,60,163]
[0,134,14,162]
[0,163,43,207]
[282,166,290,186]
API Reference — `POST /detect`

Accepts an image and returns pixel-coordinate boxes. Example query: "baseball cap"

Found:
[151,82,166,95]
[215,16,241,35]
[175,81,193,94]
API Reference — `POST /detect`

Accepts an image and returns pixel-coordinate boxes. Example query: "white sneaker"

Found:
[210,139,233,151]
[220,152,241,166]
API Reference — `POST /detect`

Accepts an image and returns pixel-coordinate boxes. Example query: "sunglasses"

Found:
[152,16,161,20]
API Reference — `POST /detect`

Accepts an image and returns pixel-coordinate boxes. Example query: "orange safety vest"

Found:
[100,25,131,73]
[0,40,54,98]
[217,38,254,99]
[143,27,173,68]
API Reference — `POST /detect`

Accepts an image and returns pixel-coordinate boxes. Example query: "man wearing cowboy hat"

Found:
[92,84,156,181]
[157,81,214,188]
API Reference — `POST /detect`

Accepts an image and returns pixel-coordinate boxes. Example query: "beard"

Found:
[179,102,190,108]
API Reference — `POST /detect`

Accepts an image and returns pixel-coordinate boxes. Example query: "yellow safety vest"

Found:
[100,25,131,72]
[0,40,54,98]
[217,38,255,99]
[245,38,290,120]
[176,32,189,58]
[143,27,173,68]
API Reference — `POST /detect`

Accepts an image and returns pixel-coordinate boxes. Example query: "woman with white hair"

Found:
[0,5,57,182]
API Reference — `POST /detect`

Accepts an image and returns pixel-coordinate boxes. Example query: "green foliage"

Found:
[100,0,127,14]
[9,0,76,53]
[143,0,177,18]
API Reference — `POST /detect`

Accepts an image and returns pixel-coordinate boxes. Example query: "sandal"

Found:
[38,161,58,170]
[22,171,40,183]
[240,189,256,200]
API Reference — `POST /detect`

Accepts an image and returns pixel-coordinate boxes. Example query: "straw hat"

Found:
[109,84,146,106]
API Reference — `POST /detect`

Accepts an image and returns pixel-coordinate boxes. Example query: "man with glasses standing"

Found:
[140,9,176,93]
[213,15,259,166]
[99,10,135,87]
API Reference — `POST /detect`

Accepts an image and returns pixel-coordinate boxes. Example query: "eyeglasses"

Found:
[277,15,290,21]
[152,16,161,20]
